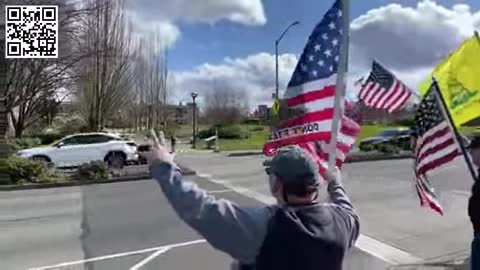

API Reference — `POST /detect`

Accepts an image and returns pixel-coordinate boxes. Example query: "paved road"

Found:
[1,151,473,269]
[0,173,262,270]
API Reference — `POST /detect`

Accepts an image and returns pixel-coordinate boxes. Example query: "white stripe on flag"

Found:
[417,130,455,160]
[382,83,404,109]
[364,84,381,105]
[369,87,387,107]
[417,143,458,171]
[376,80,398,108]
[284,74,337,99]
[416,122,449,151]
[389,88,410,112]
[296,96,335,112]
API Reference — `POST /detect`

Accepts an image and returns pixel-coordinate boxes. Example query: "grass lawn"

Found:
[218,126,270,151]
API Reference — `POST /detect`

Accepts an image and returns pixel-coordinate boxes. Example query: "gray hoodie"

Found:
[150,161,359,267]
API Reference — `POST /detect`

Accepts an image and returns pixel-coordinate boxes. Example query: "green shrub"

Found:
[74,161,110,181]
[377,143,401,154]
[5,156,64,184]
[218,125,249,139]
[14,137,42,149]
[243,119,261,125]
[51,114,88,136]
[248,125,264,132]
[359,143,375,152]
[28,131,64,145]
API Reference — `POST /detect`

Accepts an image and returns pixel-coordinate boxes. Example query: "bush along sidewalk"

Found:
[0,157,121,188]
[3,155,65,185]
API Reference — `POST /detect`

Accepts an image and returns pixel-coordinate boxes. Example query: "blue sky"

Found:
[131,0,480,107]
[168,0,479,71]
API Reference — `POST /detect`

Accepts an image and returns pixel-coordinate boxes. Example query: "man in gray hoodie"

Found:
[148,141,359,269]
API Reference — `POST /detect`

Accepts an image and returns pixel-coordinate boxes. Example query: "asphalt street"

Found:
[0,151,474,270]
[0,172,261,270]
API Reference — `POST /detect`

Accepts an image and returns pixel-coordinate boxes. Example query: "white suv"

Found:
[17,133,138,168]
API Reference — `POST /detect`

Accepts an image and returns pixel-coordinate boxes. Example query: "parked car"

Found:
[359,128,413,151]
[17,133,138,168]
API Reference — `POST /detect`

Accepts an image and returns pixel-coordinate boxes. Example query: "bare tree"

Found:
[75,0,135,131]
[204,82,250,125]
[129,31,169,132]
[3,0,91,137]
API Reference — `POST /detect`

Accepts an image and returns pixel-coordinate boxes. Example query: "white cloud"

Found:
[348,0,480,99]
[129,0,266,26]
[173,53,298,108]
[127,0,266,49]
[350,0,480,71]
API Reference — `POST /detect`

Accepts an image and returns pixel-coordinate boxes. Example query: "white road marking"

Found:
[29,239,206,270]
[130,247,170,270]
[196,172,422,265]
[208,189,235,194]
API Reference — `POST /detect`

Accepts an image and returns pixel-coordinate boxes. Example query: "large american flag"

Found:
[414,83,461,214]
[359,61,412,113]
[263,0,360,174]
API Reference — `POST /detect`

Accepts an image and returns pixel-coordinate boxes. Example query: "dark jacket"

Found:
[469,174,480,234]
[252,202,354,270]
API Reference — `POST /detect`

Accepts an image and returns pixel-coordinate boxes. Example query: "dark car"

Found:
[359,128,413,151]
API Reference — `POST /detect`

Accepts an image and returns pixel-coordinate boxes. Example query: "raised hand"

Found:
[146,129,175,165]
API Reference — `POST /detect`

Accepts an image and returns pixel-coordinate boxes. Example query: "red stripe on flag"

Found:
[287,86,336,107]
[417,137,455,164]
[340,117,361,137]
[388,88,411,112]
[416,126,451,156]
[417,149,460,176]
[278,108,334,128]
[377,83,399,109]
[359,82,374,100]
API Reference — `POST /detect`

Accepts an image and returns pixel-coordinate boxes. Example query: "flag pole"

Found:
[432,79,478,182]
[328,0,349,170]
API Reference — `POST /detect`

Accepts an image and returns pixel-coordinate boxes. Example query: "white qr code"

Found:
[5,5,58,58]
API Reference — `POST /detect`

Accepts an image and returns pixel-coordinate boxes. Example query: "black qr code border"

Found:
[5,5,59,59]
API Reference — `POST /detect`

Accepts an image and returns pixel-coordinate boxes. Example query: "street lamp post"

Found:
[275,21,300,103]
[191,92,198,149]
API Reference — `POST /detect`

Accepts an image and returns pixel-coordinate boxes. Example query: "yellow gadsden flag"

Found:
[418,33,480,127]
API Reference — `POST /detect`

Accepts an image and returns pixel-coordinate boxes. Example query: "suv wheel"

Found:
[106,152,125,169]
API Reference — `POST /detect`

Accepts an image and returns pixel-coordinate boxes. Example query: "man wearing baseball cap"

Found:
[148,142,359,270]
[467,136,480,270]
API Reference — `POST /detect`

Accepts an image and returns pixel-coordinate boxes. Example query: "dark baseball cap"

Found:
[264,146,319,185]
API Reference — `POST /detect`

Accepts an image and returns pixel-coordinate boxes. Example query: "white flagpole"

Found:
[328,0,350,171]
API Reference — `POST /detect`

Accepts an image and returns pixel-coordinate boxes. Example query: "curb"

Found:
[227,150,413,162]
[0,165,196,191]
[227,151,263,157]
[344,153,413,163]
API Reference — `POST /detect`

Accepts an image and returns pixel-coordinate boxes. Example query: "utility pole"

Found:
[191,92,198,149]
[274,21,299,126]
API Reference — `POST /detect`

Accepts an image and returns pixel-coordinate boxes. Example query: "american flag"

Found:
[359,61,412,113]
[413,83,461,214]
[263,0,360,174]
